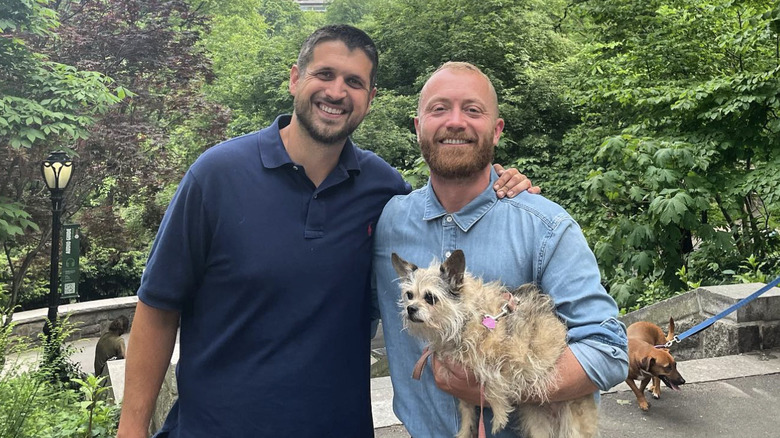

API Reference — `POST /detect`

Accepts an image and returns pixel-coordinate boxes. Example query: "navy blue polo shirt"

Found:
[138,115,409,437]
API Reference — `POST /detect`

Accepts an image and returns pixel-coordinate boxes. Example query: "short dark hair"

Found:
[109,315,130,335]
[296,24,379,88]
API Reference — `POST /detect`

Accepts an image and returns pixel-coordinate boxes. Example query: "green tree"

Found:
[324,0,379,25]
[568,0,780,306]
[0,0,122,317]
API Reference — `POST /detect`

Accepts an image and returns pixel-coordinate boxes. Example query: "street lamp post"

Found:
[40,151,73,345]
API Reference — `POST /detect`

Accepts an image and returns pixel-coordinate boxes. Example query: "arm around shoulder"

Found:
[117,300,180,438]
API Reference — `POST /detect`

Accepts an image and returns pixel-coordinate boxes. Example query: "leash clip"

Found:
[482,303,510,330]
[657,335,679,349]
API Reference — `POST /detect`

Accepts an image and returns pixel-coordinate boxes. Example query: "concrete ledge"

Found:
[621,283,780,360]
[9,296,138,345]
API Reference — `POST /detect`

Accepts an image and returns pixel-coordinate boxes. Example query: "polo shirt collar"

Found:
[258,115,361,174]
[422,167,499,232]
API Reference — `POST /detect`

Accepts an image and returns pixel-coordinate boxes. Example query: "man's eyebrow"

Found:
[425,97,487,107]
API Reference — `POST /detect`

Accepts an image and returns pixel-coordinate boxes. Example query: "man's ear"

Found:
[289,65,301,96]
[492,117,505,146]
[413,117,421,141]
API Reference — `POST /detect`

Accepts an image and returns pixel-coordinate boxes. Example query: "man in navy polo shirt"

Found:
[117,25,533,438]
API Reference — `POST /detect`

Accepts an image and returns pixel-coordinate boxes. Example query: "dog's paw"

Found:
[639,401,650,411]
[652,392,660,400]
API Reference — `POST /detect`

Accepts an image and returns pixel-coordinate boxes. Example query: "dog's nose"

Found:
[407,306,418,317]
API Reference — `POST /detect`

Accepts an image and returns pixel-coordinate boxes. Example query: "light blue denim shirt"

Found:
[372,168,628,438]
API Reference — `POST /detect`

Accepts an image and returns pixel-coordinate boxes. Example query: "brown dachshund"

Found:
[625,318,686,411]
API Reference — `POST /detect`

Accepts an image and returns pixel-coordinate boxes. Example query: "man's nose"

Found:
[444,108,467,130]
[324,77,348,100]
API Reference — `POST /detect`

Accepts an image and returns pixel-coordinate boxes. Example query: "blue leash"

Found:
[662,275,780,348]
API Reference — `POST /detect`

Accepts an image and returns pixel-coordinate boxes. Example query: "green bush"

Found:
[0,317,119,437]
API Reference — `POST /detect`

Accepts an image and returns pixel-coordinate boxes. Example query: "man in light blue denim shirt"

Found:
[373,62,628,437]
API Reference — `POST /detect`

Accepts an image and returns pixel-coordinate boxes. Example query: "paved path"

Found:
[376,348,780,437]
[8,337,780,437]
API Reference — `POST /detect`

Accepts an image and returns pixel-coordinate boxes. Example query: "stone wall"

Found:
[621,283,780,361]
[9,296,138,345]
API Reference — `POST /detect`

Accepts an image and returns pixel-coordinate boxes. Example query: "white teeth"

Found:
[441,139,469,144]
[319,104,344,115]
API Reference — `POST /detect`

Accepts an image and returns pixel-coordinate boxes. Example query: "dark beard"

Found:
[294,97,359,145]
[420,137,494,179]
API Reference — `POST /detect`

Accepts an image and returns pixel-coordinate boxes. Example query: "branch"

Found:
[555,0,591,32]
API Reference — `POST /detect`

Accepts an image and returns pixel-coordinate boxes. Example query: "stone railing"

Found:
[621,283,780,361]
[9,296,138,344]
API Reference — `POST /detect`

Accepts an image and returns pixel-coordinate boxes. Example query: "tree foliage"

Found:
[3,0,780,315]
[1,0,224,314]
[568,0,780,306]
[0,0,123,316]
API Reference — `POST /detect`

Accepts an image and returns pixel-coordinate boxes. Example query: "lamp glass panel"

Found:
[58,163,73,189]
[43,163,57,189]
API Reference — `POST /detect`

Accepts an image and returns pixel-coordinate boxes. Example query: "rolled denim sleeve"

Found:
[568,318,629,390]
[538,216,628,391]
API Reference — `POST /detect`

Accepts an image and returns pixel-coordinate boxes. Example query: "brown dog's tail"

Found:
[667,317,676,342]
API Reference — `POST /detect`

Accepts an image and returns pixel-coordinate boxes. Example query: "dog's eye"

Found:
[424,293,437,305]
[406,292,413,300]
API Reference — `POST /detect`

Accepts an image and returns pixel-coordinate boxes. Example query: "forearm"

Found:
[545,347,597,402]
[117,301,180,438]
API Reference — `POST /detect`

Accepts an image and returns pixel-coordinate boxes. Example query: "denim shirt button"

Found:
[445,251,452,258]
[445,216,453,223]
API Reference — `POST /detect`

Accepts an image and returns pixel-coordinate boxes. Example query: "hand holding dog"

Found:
[432,355,488,406]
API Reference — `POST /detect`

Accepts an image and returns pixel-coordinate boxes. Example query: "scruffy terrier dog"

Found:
[392,250,598,438]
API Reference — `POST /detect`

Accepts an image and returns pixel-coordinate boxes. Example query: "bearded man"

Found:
[373,62,629,437]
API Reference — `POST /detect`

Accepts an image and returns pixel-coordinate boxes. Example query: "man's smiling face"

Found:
[415,68,504,179]
[289,40,376,145]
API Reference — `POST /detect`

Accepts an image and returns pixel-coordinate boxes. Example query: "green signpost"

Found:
[61,223,80,300]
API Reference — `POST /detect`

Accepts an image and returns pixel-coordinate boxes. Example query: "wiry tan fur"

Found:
[392,250,598,438]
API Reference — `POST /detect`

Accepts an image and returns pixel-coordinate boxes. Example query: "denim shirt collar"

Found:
[422,167,499,232]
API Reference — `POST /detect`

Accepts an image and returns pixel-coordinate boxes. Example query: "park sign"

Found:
[61,223,80,299]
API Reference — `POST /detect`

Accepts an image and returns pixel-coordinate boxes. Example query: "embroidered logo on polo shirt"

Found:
[367,222,373,237]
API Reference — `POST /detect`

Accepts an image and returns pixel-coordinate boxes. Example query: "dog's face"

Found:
[641,349,685,390]
[391,251,468,343]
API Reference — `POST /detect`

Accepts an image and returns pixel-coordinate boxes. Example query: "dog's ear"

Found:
[391,253,418,278]
[440,250,466,292]
[640,357,656,372]
[667,317,676,341]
